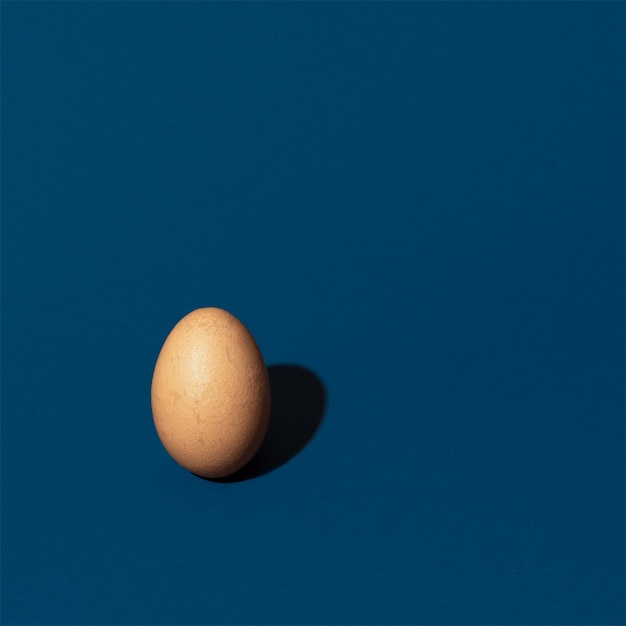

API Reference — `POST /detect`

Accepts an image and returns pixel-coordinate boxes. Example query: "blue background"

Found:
[2,2,624,624]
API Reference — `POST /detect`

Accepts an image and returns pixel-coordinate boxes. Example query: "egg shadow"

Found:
[209,364,327,483]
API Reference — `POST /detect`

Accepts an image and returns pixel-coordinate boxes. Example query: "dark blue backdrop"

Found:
[2,2,624,625]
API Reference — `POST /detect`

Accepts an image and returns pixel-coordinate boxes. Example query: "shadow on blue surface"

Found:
[208,364,327,483]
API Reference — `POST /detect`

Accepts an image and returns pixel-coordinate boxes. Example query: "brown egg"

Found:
[151,307,270,479]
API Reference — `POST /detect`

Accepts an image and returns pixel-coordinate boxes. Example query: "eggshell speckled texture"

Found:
[151,308,270,478]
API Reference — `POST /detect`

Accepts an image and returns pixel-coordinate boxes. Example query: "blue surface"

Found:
[2,2,624,624]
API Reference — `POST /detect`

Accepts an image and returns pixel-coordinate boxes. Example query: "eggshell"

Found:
[151,308,270,478]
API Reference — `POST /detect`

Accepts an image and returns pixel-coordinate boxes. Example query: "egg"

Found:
[151,307,270,479]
